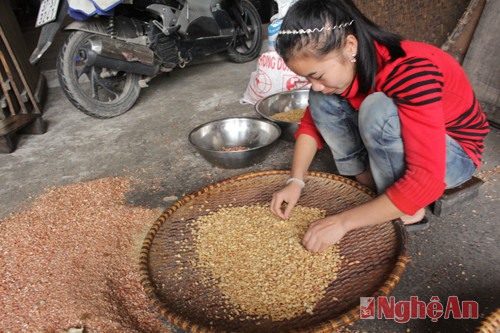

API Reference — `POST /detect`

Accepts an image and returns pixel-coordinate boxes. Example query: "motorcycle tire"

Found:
[57,31,141,119]
[227,0,263,63]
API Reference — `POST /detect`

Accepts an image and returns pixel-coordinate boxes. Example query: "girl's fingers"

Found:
[270,194,286,219]
[283,201,295,219]
[302,230,312,248]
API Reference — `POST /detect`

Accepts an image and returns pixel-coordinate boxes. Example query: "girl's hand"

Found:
[270,181,303,219]
[302,216,349,252]
[302,194,410,252]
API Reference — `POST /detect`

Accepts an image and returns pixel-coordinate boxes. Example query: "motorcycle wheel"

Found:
[57,31,141,119]
[227,0,263,63]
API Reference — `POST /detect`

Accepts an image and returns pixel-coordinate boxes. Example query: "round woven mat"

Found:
[353,0,476,47]
[477,308,500,333]
[139,170,408,332]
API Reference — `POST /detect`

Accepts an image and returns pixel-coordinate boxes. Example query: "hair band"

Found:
[278,20,354,35]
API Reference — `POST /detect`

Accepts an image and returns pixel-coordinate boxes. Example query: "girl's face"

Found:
[286,35,358,95]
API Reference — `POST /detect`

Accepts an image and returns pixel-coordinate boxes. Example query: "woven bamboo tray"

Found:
[139,170,408,332]
[353,0,480,48]
[477,308,500,333]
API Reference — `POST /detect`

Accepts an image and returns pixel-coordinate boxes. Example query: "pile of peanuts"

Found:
[270,108,306,123]
[193,204,343,321]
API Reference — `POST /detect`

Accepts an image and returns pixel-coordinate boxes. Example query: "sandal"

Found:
[404,216,430,232]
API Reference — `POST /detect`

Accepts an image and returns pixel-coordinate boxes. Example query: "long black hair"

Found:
[275,0,405,93]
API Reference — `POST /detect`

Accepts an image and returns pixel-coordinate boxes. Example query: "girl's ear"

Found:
[345,34,358,56]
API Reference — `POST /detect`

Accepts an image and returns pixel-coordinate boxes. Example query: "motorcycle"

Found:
[30,0,263,118]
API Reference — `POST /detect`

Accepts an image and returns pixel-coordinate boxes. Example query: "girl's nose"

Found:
[310,80,325,92]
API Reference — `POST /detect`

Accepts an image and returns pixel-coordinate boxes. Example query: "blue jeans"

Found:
[308,90,477,194]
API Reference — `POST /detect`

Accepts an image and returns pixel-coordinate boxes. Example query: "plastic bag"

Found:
[240,51,311,105]
[270,0,297,22]
[267,19,282,51]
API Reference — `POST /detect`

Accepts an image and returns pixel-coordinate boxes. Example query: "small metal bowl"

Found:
[188,117,281,169]
[254,89,309,141]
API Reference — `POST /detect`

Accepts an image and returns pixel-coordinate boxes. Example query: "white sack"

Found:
[240,51,311,105]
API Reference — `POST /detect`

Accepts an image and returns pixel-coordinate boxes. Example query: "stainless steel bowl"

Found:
[254,89,310,141]
[188,117,281,169]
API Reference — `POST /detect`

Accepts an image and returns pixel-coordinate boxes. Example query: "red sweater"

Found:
[297,41,490,214]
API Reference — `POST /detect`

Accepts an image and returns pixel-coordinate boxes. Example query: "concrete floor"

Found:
[1,47,499,332]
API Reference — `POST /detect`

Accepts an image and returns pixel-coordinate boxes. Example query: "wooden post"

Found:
[0,1,42,114]
[0,1,47,153]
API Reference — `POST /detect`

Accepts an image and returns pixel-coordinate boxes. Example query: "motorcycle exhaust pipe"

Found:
[81,36,159,76]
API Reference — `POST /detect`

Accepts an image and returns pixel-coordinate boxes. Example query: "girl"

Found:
[269,0,489,252]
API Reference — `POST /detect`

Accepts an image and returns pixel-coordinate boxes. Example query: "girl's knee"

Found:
[359,92,399,137]
[359,93,394,123]
[309,90,345,116]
